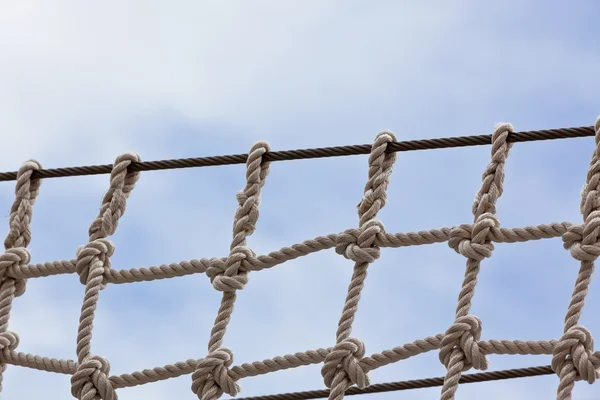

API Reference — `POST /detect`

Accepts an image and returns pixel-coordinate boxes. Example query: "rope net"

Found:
[0,118,599,400]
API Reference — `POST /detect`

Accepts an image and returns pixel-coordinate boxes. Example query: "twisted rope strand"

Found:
[8,221,572,283]
[192,142,271,400]
[553,116,600,399]
[0,334,561,388]
[323,131,398,400]
[440,123,514,400]
[0,160,42,394]
[71,153,141,400]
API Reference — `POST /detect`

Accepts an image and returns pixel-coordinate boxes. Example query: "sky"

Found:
[0,1,599,399]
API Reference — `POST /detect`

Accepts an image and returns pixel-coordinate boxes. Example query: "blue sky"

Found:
[0,1,599,399]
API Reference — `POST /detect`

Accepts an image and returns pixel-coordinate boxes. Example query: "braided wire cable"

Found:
[0,126,594,182]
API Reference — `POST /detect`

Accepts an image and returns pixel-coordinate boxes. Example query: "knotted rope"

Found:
[192,141,271,400]
[553,116,600,399]
[0,160,42,391]
[440,123,513,400]
[71,153,141,400]
[322,130,397,400]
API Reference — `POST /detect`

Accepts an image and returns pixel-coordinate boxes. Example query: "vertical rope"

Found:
[555,116,600,399]
[70,153,141,400]
[440,123,514,399]
[322,131,397,400]
[192,141,271,400]
[0,160,42,393]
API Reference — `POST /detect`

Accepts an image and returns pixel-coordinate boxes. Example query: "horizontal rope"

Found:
[227,365,555,400]
[0,219,574,395]
[0,333,560,390]
[0,126,593,182]
[13,221,571,283]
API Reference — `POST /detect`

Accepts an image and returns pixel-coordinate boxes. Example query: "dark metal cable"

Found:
[0,125,593,182]
[228,365,555,400]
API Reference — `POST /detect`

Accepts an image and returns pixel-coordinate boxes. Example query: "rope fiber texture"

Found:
[0,119,599,400]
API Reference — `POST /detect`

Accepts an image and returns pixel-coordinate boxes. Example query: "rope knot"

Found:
[75,239,115,288]
[191,347,240,399]
[562,222,600,262]
[0,331,19,352]
[231,141,271,238]
[321,337,370,390]
[335,219,384,263]
[356,131,397,224]
[439,315,488,371]
[70,355,116,400]
[209,246,257,292]
[0,248,30,297]
[552,326,600,384]
[88,152,141,241]
[448,213,499,261]
[4,160,43,250]
[205,257,226,280]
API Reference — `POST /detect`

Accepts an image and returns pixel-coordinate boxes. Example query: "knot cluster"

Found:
[552,326,600,384]
[0,248,30,297]
[448,213,499,261]
[75,239,115,289]
[335,219,385,263]
[321,337,369,390]
[71,355,116,400]
[439,315,488,372]
[562,223,600,262]
[191,347,240,398]
[207,246,258,292]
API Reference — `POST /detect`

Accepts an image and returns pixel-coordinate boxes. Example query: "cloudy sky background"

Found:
[0,1,599,399]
